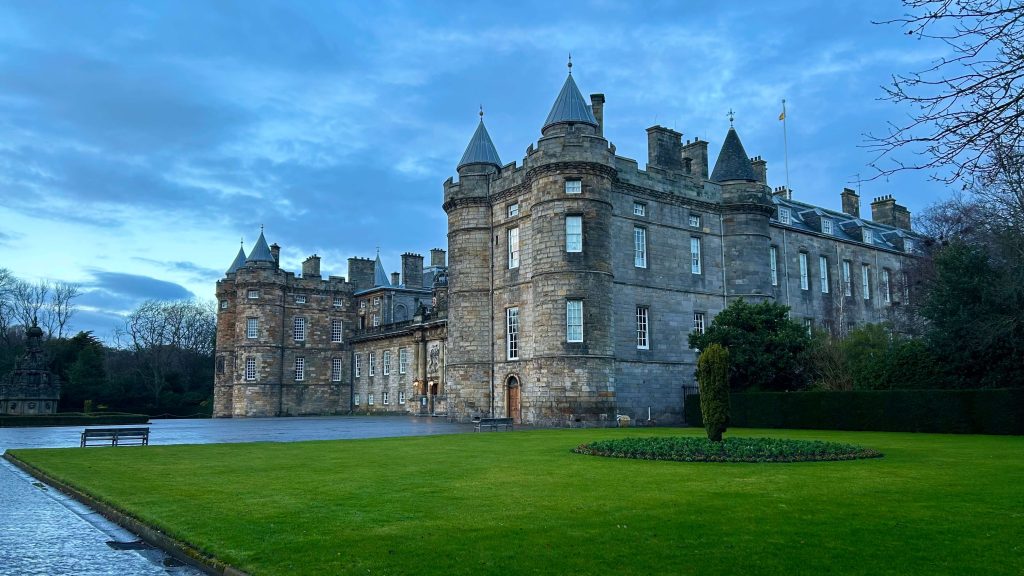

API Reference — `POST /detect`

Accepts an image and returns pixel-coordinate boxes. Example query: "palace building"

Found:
[213,64,919,424]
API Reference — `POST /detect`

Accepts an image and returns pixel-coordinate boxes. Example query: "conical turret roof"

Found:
[226,245,247,274]
[246,230,275,264]
[457,119,502,170]
[543,73,597,131]
[710,127,758,183]
[373,254,391,287]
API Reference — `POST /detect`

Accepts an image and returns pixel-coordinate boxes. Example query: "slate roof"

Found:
[226,245,247,274]
[246,231,275,264]
[543,73,598,131]
[457,120,502,170]
[771,195,920,251]
[710,127,758,183]
[373,255,391,287]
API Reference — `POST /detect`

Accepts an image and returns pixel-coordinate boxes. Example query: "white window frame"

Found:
[360,301,366,310]
[636,306,649,350]
[634,227,647,268]
[799,252,809,291]
[294,357,305,381]
[368,393,375,406]
[399,348,408,374]
[883,269,892,304]
[331,358,342,382]
[331,319,343,343]
[565,179,582,194]
[368,351,376,376]
[905,239,915,252]
[822,219,834,235]
[373,297,380,307]
[689,213,701,228]
[862,264,871,300]
[819,255,830,294]
[508,227,520,269]
[354,354,362,378]
[863,229,873,244]
[693,312,705,335]
[333,296,343,307]
[770,246,778,286]
[566,300,583,343]
[566,216,583,253]
[293,317,306,342]
[245,357,257,381]
[633,202,646,217]
[383,391,390,405]
[506,307,520,360]
[372,314,380,327]
[690,237,702,275]
[247,289,259,299]
[508,203,519,217]
[778,207,791,224]
[246,317,258,339]
[399,390,406,404]
[220,300,228,310]
[382,351,391,376]
[354,393,360,406]
[843,260,853,297]
[295,294,306,304]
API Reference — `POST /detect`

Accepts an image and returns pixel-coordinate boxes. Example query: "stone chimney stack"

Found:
[773,186,792,200]
[269,243,281,269]
[347,257,375,291]
[430,248,446,267]
[391,272,401,286]
[870,195,912,230]
[841,188,861,218]
[590,94,605,137]
[682,138,709,180]
[401,252,424,288]
[646,125,684,172]
[301,255,321,278]
[751,156,767,184]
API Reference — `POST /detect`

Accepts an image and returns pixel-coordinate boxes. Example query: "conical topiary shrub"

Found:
[697,343,730,442]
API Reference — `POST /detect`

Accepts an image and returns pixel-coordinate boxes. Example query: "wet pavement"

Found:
[0,416,472,575]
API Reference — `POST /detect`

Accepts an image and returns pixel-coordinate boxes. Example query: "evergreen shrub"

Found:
[697,344,730,441]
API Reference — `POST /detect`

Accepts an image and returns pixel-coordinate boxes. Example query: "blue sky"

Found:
[0,0,954,339]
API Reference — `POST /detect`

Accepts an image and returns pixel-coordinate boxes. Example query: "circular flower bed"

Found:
[572,436,882,463]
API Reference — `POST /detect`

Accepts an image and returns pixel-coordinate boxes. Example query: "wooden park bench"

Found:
[80,427,150,447]
[473,417,514,432]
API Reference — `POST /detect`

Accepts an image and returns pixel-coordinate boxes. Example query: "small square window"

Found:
[373,297,381,307]
[294,294,306,304]
[508,203,520,217]
[689,214,701,228]
[247,289,259,299]
[359,301,366,310]
[633,202,646,217]
[565,179,582,194]
[905,239,915,252]
[220,300,228,310]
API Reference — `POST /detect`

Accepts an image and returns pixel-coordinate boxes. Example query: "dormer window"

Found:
[565,179,582,194]
[822,219,833,235]
[863,229,874,244]
[905,239,915,252]
[778,208,791,225]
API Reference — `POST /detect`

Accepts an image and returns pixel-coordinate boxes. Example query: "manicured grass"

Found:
[9,428,1024,576]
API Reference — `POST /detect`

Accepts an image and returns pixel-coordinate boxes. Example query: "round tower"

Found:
[443,114,502,418]
[711,126,775,302]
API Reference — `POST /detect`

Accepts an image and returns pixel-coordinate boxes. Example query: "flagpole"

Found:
[781,99,791,193]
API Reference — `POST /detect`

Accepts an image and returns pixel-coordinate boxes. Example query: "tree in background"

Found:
[689,299,811,391]
[696,343,730,442]
[869,0,1024,183]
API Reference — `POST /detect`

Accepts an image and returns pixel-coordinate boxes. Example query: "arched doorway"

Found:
[505,375,521,424]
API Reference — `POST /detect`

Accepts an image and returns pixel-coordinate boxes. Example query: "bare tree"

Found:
[124,299,216,404]
[12,279,51,334]
[48,281,81,339]
[868,0,1024,183]
[0,268,14,344]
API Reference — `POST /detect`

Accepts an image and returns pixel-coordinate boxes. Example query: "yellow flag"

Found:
[778,110,786,121]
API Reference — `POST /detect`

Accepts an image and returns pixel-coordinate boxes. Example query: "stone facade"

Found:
[214,67,921,425]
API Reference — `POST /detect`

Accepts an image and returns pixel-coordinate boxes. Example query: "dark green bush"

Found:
[697,344,730,441]
[684,389,1024,434]
[0,413,150,428]
[573,436,882,463]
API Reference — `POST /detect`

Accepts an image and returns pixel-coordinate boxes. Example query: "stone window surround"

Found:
[331,319,343,343]
[293,317,306,342]
[693,311,706,335]
[689,213,702,228]
[565,179,582,194]
[245,357,256,381]
[399,348,409,374]
[633,201,646,217]
[246,317,258,339]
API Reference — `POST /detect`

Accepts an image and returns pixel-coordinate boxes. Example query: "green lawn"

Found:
[9,428,1024,576]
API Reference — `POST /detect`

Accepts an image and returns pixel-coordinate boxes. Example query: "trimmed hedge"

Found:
[573,436,882,463]
[683,389,1024,435]
[0,413,150,428]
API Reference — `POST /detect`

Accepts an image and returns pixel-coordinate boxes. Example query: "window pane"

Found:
[565,180,582,194]
[634,227,647,268]
[508,227,520,269]
[566,300,583,342]
[819,256,829,294]
[770,247,778,286]
[566,216,583,252]
[690,237,702,274]
[507,307,520,360]
[799,253,809,290]
[636,306,649,349]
